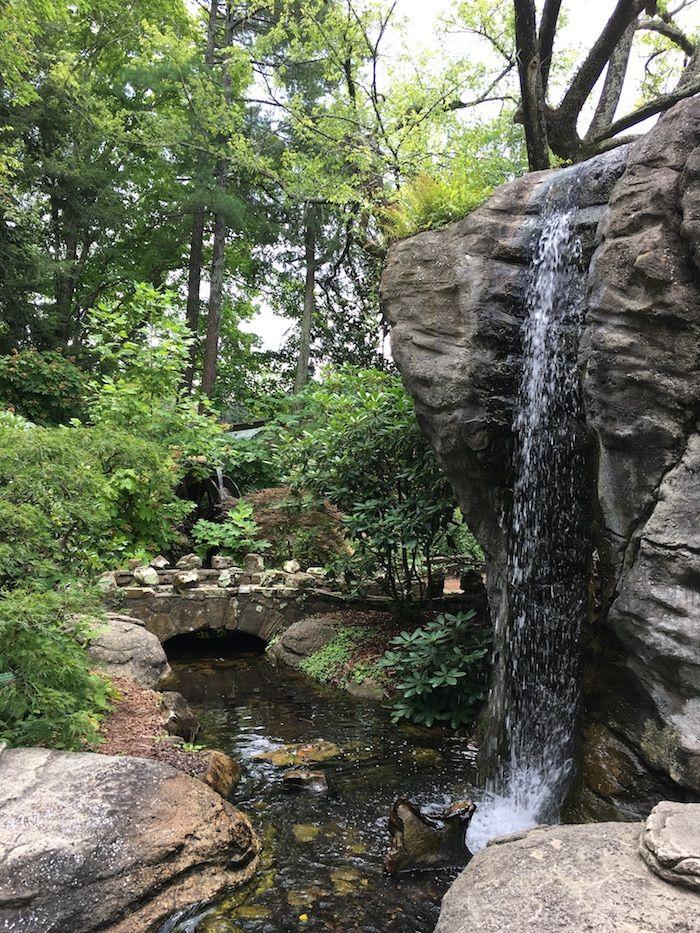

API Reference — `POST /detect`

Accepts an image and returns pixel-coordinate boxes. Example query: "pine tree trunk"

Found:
[201,169,226,398]
[294,205,316,392]
[184,207,206,389]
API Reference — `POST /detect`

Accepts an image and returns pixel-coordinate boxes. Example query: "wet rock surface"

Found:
[384,798,474,874]
[383,96,700,816]
[435,807,700,933]
[0,747,259,933]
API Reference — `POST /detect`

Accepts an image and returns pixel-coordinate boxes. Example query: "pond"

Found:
[160,640,478,933]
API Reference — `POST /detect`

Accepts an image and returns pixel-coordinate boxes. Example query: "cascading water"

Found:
[467,171,590,852]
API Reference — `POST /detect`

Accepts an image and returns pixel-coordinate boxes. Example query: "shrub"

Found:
[192,500,270,562]
[242,486,347,568]
[0,417,191,576]
[0,587,112,749]
[378,610,491,728]
[274,367,465,605]
[0,348,88,424]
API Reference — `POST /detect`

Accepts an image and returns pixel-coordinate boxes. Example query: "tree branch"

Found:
[538,0,563,91]
[585,22,635,140]
[638,17,697,56]
[558,0,647,120]
[589,75,700,141]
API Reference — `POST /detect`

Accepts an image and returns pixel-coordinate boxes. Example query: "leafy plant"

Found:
[378,610,492,728]
[192,500,270,562]
[0,587,113,749]
[0,349,88,424]
[273,367,471,605]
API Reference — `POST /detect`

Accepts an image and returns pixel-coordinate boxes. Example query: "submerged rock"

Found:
[253,740,341,767]
[435,805,700,933]
[384,798,474,874]
[201,748,242,797]
[283,768,328,792]
[0,747,259,933]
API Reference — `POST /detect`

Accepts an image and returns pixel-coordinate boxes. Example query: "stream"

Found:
[161,641,478,933]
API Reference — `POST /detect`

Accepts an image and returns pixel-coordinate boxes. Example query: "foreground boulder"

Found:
[436,803,700,933]
[0,747,259,933]
[88,613,171,688]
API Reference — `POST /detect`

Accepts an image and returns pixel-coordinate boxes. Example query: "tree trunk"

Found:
[201,165,226,398]
[184,206,206,389]
[514,0,550,170]
[294,204,316,393]
[200,0,233,400]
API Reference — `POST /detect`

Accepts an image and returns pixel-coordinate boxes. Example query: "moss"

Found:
[298,627,373,683]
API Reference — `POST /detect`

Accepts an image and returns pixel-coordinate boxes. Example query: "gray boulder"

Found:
[88,613,171,688]
[0,747,259,933]
[267,614,342,668]
[176,553,202,570]
[160,690,199,740]
[382,95,700,815]
[132,565,159,586]
[640,800,700,891]
[436,806,700,933]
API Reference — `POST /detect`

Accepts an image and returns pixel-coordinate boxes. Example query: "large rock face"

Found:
[435,802,700,933]
[382,96,700,818]
[0,747,259,933]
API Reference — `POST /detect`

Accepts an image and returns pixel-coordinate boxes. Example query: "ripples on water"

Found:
[162,651,479,933]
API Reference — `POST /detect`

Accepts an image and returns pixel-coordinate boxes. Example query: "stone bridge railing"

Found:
[100,554,384,645]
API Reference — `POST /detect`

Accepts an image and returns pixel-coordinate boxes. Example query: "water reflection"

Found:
[162,652,477,933]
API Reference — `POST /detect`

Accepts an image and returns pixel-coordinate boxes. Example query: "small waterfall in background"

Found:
[467,171,590,852]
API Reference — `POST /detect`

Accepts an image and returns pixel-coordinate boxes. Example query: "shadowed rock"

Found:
[384,798,475,874]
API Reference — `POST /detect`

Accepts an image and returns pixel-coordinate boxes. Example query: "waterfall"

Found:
[467,172,589,852]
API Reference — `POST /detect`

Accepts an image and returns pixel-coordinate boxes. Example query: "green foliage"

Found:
[192,500,269,562]
[378,611,491,728]
[0,418,190,576]
[274,367,466,605]
[0,587,112,749]
[0,349,88,424]
[382,117,527,239]
[222,434,281,494]
[299,627,373,684]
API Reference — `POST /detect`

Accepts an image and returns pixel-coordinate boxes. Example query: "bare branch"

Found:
[589,74,700,141]
[538,0,563,91]
[558,0,647,120]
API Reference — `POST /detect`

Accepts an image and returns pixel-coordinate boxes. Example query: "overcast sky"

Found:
[242,0,698,352]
